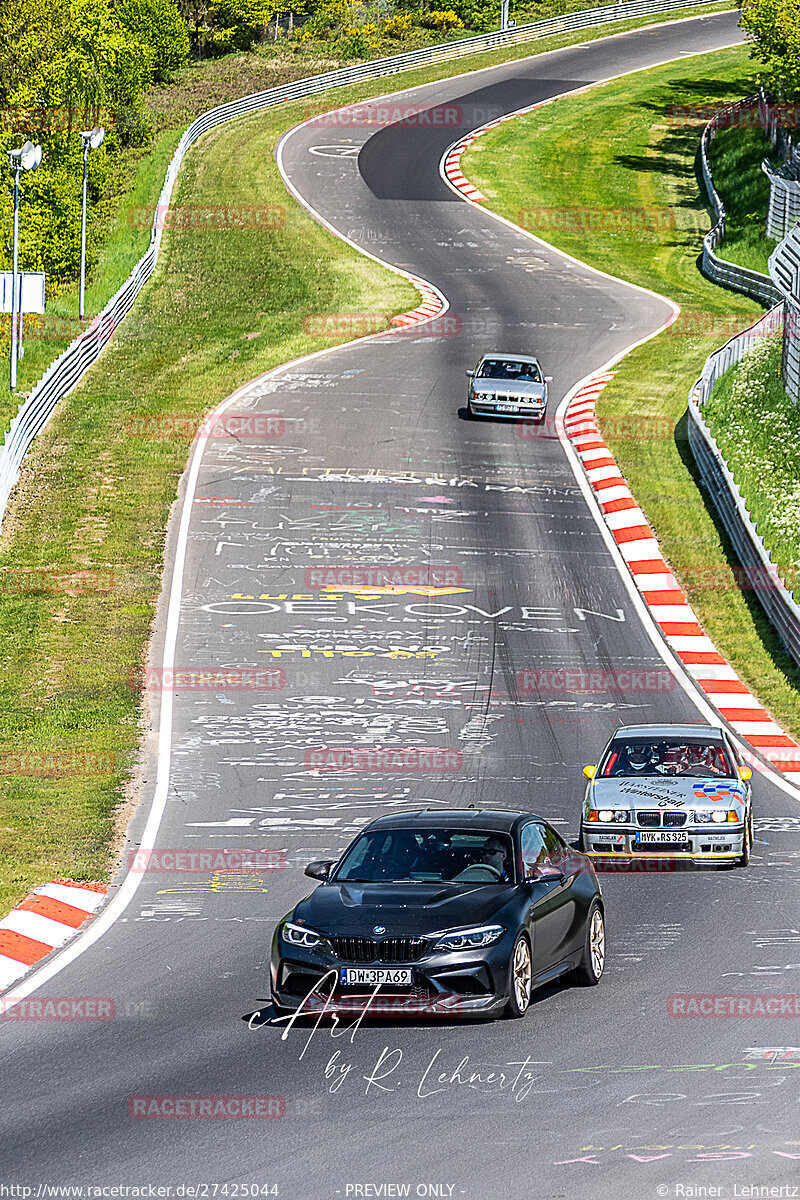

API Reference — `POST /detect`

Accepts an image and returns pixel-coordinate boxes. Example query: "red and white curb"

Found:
[0,880,107,991]
[564,374,800,786]
[442,100,559,203]
[389,276,445,327]
[443,136,489,202]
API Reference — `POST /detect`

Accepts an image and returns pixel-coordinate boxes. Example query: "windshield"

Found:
[599,738,737,778]
[476,359,541,382]
[335,828,515,884]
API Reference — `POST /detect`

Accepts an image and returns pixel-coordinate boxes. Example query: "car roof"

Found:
[610,723,726,740]
[361,808,542,834]
[478,352,540,364]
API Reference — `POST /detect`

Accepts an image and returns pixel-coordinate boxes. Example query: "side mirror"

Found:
[465,369,474,377]
[738,766,752,782]
[545,376,553,383]
[526,862,564,883]
[304,859,333,881]
[583,765,597,781]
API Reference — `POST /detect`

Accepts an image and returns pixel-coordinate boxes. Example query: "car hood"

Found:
[293,881,515,936]
[473,381,546,400]
[590,776,747,809]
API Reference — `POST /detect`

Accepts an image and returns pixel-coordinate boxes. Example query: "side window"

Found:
[539,825,566,864]
[520,824,548,876]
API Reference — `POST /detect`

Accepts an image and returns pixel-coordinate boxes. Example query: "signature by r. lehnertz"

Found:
[248,970,548,1101]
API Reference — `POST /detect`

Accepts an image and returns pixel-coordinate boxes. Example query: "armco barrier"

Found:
[687,305,800,670]
[768,223,800,402]
[699,97,784,306]
[763,149,800,242]
[0,0,731,524]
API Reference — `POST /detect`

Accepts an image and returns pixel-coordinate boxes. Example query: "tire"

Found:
[504,933,533,1019]
[735,808,753,868]
[568,902,605,987]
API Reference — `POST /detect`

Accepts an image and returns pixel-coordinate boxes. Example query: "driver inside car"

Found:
[479,836,511,881]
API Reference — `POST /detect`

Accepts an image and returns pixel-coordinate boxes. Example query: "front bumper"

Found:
[469,398,547,420]
[271,934,513,1017]
[582,824,745,860]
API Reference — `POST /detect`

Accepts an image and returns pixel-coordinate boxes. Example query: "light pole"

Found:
[7,140,42,393]
[500,0,509,29]
[79,126,104,323]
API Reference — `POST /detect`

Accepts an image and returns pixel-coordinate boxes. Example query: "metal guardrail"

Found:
[768,225,800,402]
[763,149,800,241]
[699,97,784,306]
[0,0,731,522]
[687,306,800,669]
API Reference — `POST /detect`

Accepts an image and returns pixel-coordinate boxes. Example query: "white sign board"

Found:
[0,271,46,315]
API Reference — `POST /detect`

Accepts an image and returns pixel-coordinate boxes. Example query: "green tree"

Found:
[741,0,800,99]
[208,0,275,50]
[0,0,156,292]
[115,0,191,80]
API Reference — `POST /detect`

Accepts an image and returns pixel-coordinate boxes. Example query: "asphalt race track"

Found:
[4,11,800,1199]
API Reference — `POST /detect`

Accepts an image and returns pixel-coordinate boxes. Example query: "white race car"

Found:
[581,724,753,867]
[466,353,551,420]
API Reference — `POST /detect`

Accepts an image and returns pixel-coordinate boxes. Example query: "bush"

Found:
[384,11,413,36]
[116,0,190,80]
[420,8,464,28]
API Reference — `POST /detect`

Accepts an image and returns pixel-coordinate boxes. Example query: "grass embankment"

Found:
[704,339,800,585]
[462,45,800,736]
[0,3,738,918]
[708,125,781,275]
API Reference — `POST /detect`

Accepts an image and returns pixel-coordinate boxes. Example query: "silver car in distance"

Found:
[580,724,754,868]
[466,353,551,420]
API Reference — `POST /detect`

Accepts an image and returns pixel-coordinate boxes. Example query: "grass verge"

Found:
[0,2,739,918]
[704,337,800,584]
[708,125,780,275]
[462,44,800,738]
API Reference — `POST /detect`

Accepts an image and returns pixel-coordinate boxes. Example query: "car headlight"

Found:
[711,810,728,824]
[434,924,505,951]
[692,810,713,823]
[476,392,493,401]
[597,808,629,823]
[281,921,324,949]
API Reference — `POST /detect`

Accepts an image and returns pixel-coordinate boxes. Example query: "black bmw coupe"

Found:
[270,808,605,1020]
